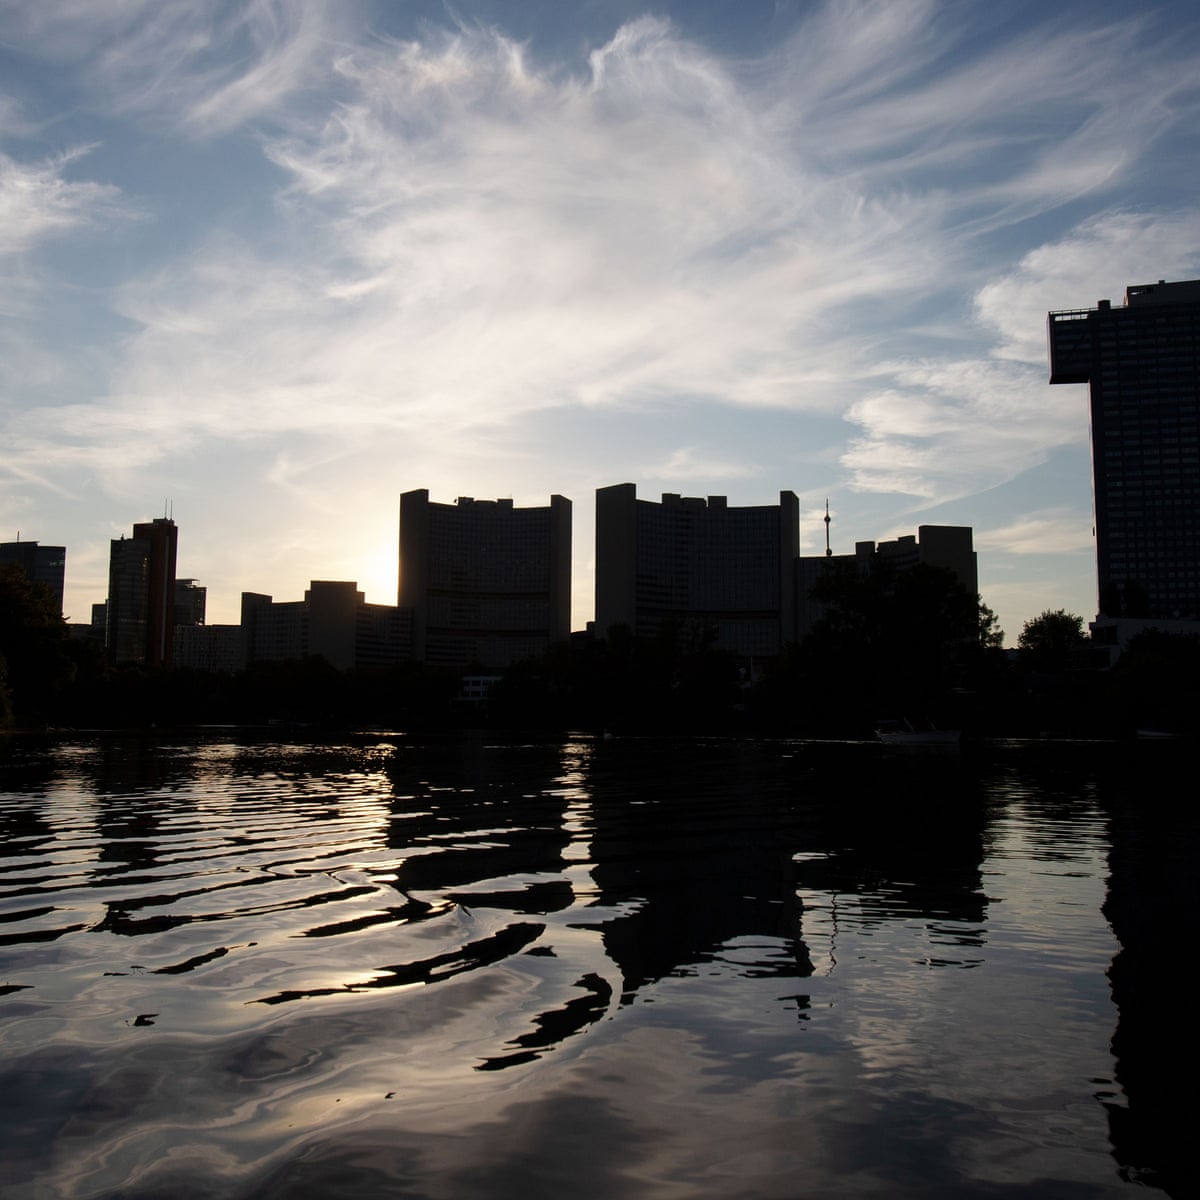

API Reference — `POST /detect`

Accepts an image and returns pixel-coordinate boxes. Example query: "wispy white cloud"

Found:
[0,144,131,330]
[1,0,344,136]
[651,447,758,482]
[977,509,1093,556]
[769,4,1179,218]
[841,206,1200,502]
[0,147,124,260]
[10,14,939,481]
[976,211,1200,363]
[9,4,1198,506]
[840,355,1082,500]
[0,94,35,137]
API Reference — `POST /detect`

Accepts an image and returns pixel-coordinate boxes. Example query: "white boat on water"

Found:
[875,719,961,746]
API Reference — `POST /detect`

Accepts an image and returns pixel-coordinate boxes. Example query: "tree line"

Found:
[2,561,1197,737]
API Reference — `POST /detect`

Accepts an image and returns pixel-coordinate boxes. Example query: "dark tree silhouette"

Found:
[793,560,1004,732]
[0,563,72,725]
[1017,609,1087,673]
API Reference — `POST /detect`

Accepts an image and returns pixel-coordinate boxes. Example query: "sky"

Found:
[3,0,1200,642]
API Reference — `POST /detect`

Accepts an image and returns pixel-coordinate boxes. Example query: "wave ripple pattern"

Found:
[0,734,1191,1200]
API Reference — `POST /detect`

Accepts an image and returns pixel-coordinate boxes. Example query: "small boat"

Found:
[875,719,960,746]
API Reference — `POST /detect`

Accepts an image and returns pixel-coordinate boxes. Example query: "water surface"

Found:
[0,733,1192,1197]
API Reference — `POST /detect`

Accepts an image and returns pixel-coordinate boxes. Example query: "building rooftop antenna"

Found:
[824,499,832,557]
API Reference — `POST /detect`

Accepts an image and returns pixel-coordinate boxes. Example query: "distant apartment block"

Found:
[595,484,799,659]
[1049,279,1200,620]
[0,539,66,615]
[174,624,244,673]
[398,490,571,669]
[106,518,178,667]
[795,525,978,641]
[242,582,411,670]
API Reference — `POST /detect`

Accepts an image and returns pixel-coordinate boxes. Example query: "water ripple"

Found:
[0,734,1174,1199]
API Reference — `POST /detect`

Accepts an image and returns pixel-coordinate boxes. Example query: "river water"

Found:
[0,732,1193,1199]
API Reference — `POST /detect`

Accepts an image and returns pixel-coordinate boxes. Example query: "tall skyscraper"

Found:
[398,490,571,668]
[595,484,799,658]
[106,518,178,667]
[0,539,66,615]
[1049,279,1200,619]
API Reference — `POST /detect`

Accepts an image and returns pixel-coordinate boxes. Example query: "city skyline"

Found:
[92,488,981,674]
[3,1,1200,641]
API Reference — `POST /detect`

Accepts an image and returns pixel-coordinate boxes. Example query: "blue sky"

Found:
[3,0,1200,640]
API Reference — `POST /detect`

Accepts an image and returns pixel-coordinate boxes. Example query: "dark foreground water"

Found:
[0,733,1195,1199]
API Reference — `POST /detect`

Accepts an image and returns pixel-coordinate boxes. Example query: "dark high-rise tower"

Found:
[106,518,178,667]
[1049,280,1200,620]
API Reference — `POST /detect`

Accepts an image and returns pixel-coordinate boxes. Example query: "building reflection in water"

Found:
[1100,748,1198,1199]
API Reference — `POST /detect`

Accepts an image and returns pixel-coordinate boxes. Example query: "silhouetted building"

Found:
[242,582,411,670]
[174,624,243,672]
[795,525,978,641]
[0,539,65,614]
[356,597,412,669]
[399,490,571,668]
[1088,614,1200,668]
[595,484,799,659]
[106,518,178,667]
[874,526,978,594]
[170,578,236,671]
[91,602,106,633]
[1050,279,1200,619]
[174,579,207,626]
[240,591,273,669]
